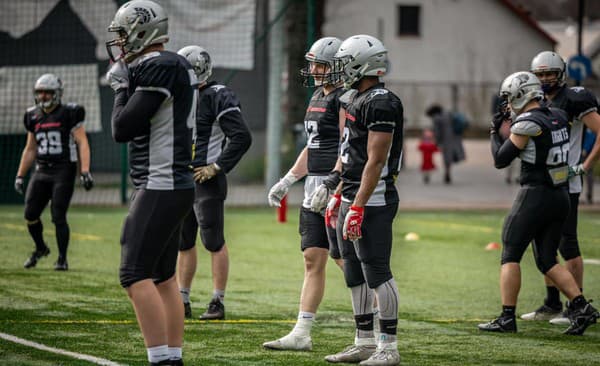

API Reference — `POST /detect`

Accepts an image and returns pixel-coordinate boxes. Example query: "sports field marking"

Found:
[0,332,123,366]
[1,223,102,241]
[583,258,600,265]
[1,319,296,325]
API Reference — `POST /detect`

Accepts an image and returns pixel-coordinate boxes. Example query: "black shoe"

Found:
[54,256,68,271]
[183,302,192,319]
[564,302,600,335]
[148,360,171,366]
[171,359,184,366]
[24,246,50,268]
[444,173,451,184]
[478,314,517,333]
[199,298,225,320]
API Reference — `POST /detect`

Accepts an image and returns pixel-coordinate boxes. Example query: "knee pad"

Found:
[343,257,366,288]
[362,261,393,289]
[558,237,581,261]
[119,266,151,288]
[500,243,526,265]
[200,226,225,252]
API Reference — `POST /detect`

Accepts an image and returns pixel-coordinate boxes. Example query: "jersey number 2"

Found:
[36,131,62,155]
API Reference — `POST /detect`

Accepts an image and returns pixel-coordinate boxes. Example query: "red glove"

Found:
[343,205,364,241]
[325,194,341,228]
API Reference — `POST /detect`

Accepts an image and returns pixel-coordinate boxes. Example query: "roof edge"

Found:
[498,0,557,46]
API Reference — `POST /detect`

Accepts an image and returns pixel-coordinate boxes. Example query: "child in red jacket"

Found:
[418,128,439,184]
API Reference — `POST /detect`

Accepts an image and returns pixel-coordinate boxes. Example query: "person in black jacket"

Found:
[176,45,252,321]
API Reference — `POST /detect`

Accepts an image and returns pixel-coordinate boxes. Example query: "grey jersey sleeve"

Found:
[511,120,541,136]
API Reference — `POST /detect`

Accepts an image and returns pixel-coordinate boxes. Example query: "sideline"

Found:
[0,332,123,366]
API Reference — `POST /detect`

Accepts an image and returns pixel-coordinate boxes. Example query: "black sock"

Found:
[502,305,516,317]
[55,222,69,259]
[27,220,47,252]
[544,286,560,307]
[571,295,587,309]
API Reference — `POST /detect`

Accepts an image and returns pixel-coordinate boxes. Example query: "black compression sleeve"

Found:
[490,133,521,169]
[216,110,252,173]
[111,90,166,143]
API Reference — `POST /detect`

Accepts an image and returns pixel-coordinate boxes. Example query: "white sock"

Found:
[147,345,169,363]
[291,311,314,337]
[213,289,225,303]
[169,347,182,360]
[377,333,397,349]
[180,288,190,304]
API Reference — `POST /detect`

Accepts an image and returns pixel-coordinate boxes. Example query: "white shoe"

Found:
[359,345,401,366]
[325,344,376,363]
[520,304,562,321]
[263,334,312,351]
[549,309,571,326]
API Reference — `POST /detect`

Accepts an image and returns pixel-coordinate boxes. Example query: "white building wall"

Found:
[323,0,555,127]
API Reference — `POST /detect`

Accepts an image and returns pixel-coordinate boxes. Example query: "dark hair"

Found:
[426,104,443,117]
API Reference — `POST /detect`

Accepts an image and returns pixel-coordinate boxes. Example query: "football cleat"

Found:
[24,246,50,269]
[359,345,400,366]
[478,315,517,333]
[54,256,68,271]
[199,298,224,320]
[263,334,312,351]
[148,360,171,366]
[183,302,192,319]
[170,359,184,366]
[325,344,377,363]
[520,303,562,321]
[563,302,599,335]
[549,302,572,326]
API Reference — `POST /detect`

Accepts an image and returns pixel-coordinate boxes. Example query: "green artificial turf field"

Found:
[0,205,599,365]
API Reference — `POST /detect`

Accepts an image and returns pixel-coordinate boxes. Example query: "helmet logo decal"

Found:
[510,73,530,89]
[133,7,153,24]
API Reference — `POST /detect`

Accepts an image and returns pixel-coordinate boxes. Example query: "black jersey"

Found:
[511,107,570,187]
[304,87,344,175]
[546,85,598,193]
[126,51,196,190]
[340,83,404,206]
[24,103,84,165]
[192,81,251,173]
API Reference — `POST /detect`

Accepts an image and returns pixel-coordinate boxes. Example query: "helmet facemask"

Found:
[33,74,63,110]
[532,70,562,94]
[300,60,336,87]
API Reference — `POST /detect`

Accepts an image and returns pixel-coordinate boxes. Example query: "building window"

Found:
[397,5,420,36]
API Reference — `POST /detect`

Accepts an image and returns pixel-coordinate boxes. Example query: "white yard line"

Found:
[0,332,124,366]
[583,258,600,265]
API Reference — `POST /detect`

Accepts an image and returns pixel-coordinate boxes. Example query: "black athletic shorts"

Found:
[299,207,330,252]
[24,162,76,223]
[120,188,194,287]
[502,185,569,266]
[179,172,227,252]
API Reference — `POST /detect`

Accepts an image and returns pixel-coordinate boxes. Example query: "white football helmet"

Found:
[106,0,169,62]
[333,34,387,89]
[33,73,63,109]
[300,37,342,87]
[499,71,544,115]
[530,51,566,93]
[178,45,212,83]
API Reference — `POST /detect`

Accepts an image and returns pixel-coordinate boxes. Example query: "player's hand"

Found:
[310,170,341,212]
[80,172,94,191]
[325,193,341,228]
[491,110,510,134]
[14,176,24,195]
[342,205,364,241]
[106,61,129,91]
[267,172,298,207]
[193,163,221,183]
[568,163,586,178]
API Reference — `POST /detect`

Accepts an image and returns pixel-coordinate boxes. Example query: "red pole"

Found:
[278,195,287,223]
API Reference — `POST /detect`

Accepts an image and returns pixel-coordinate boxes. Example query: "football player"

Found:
[324,35,403,366]
[520,51,600,324]
[15,73,93,271]
[105,1,196,365]
[263,36,345,351]
[479,71,599,335]
[176,45,252,320]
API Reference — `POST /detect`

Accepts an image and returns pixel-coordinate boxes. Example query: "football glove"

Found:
[310,170,341,212]
[80,172,94,191]
[491,110,510,134]
[106,61,129,91]
[193,163,221,183]
[325,193,341,228]
[568,163,586,178]
[14,176,24,195]
[342,205,364,241]
[267,172,298,207]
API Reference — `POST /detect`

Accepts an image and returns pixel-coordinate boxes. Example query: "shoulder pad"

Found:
[26,105,38,113]
[569,86,586,93]
[339,89,357,105]
[210,84,226,93]
[65,102,80,110]
[366,88,390,102]
[511,120,542,136]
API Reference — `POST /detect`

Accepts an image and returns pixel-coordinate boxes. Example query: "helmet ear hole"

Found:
[137,31,146,39]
